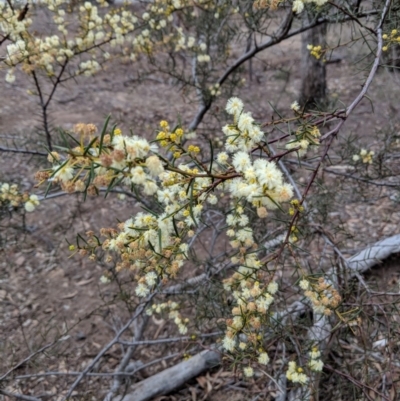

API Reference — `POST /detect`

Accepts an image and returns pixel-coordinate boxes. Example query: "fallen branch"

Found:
[346,234,400,274]
[112,349,221,401]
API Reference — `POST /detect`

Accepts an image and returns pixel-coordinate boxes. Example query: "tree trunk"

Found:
[299,15,327,109]
[384,43,400,72]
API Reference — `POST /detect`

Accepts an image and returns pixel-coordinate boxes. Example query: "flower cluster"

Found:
[101,211,185,277]
[299,277,341,316]
[131,0,227,57]
[0,3,33,42]
[0,182,39,213]
[286,124,321,157]
[79,60,101,77]
[39,123,162,197]
[307,44,324,61]
[227,153,294,208]
[25,194,40,213]
[285,347,323,387]
[382,29,400,52]
[308,347,324,372]
[3,0,230,84]
[0,0,247,102]
[253,0,283,10]
[222,279,279,350]
[38,122,210,295]
[1,182,23,208]
[242,352,273,377]
[212,100,297,370]
[288,199,304,217]
[100,275,111,284]
[197,42,211,63]
[352,148,374,164]
[286,361,308,385]
[1,0,140,81]
[292,0,329,14]
[146,301,189,334]
[209,83,221,97]
[291,101,301,112]
[223,97,265,152]
[37,98,296,375]
[222,249,277,372]
[156,120,186,158]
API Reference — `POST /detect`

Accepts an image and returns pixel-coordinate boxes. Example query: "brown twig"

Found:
[0,389,41,401]
[324,364,390,401]
[62,296,154,401]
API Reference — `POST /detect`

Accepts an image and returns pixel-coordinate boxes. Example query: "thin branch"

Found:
[268,4,391,395]
[0,146,48,156]
[0,337,68,381]
[31,70,52,151]
[324,364,390,401]
[0,389,42,401]
[62,297,153,401]
[15,351,182,381]
[321,1,389,142]
[37,188,143,201]
[188,10,293,130]
[103,315,149,401]
[324,167,400,187]
[188,9,378,131]
[44,60,68,109]
[328,1,377,34]
[0,33,10,46]
[118,331,222,346]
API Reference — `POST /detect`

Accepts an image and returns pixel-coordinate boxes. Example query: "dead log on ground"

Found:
[112,349,220,401]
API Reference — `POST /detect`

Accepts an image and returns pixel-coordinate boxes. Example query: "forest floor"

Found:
[1,9,400,401]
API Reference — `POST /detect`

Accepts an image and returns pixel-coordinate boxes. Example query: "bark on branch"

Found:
[112,349,220,401]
